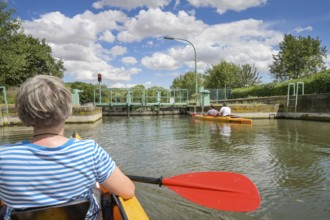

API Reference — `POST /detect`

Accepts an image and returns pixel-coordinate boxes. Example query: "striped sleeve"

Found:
[92,141,116,183]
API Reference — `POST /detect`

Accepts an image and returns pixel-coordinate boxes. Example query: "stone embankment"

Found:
[0,105,102,126]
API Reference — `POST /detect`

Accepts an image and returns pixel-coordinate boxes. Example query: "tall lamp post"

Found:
[164,36,198,113]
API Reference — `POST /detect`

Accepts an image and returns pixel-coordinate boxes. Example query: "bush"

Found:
[232,70,330,98]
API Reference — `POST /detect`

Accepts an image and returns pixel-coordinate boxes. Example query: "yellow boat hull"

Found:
[112,194,149,220]
[192,114,252,124]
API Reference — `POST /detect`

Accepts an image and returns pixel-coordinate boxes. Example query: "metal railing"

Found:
[94,88,189,107]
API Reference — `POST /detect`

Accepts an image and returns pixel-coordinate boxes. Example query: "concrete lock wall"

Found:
[222,93,330,113]
[211,93,330,121]
[1,93,330,126]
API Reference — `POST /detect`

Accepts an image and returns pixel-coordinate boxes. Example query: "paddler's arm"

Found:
[101,166,135,199]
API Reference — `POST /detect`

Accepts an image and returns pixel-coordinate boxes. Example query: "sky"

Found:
[5,0,330,89]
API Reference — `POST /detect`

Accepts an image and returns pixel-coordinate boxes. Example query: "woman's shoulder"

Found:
[71,138,97,147]
[0,140,30,150]
[71,138,105,152]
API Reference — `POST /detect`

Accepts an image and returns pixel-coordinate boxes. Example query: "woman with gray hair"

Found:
[0,75,134,219]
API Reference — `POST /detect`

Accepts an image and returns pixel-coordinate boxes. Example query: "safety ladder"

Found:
[287,82,304,112]
[0,86,9,126]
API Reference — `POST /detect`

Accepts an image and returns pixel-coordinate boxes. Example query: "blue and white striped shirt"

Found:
[0,138,116,219]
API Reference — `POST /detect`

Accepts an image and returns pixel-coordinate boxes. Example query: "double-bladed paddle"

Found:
[128,172,260,212]
[72,132,260,212]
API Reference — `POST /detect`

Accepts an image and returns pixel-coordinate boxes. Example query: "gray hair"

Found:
[15,75,72,128]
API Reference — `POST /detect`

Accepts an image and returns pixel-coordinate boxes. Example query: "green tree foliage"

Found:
[0,2,65,88]
[233,69,330,98]
[204,61,262,89]
[148,86,168,96]
[269,34,327,82]
[66,82,97,104]
[170,71,203,99]
[130,85,145,103]
[237,64,262,87]
[204,60,241,89]
[131,84,146,90]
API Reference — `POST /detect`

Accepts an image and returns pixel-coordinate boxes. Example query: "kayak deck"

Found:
[192,114,252,124]
[111,194,149,220]
[101,186,149,220]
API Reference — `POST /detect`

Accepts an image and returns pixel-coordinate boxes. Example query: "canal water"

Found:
[1,116,329,220]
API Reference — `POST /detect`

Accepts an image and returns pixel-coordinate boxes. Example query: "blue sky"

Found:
[5,0,330,89]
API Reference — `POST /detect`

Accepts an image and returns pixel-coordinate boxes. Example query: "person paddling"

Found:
[218,102,231,116]
[203,104,218,116]
[0,75,135,220]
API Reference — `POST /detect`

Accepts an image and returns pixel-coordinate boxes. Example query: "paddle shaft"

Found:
[128,175,242,193]
[127,175,163,186]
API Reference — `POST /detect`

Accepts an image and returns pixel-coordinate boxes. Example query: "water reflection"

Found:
[271,120,328,190]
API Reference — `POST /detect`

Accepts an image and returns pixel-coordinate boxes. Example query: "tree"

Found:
[170,71,203,99]
[204,60,241,89]
[237,64,262,87]
[269,34,327,82]
[147,86,168,97]
[130,84,144,90]
[0,2,65,88]
[66,82,97,104]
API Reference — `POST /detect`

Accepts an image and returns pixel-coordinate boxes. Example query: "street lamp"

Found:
[164,36,198,113]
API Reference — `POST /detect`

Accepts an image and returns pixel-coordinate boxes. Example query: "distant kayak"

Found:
[192,114,252,124]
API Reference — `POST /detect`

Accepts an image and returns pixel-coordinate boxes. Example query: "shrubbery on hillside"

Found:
[232,70,330,98]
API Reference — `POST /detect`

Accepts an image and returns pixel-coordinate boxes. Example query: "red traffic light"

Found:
[97,73,102,82]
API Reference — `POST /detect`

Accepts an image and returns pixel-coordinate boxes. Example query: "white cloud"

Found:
[121,56,138,65]
[23,10,126,44]
[141,52,180,70]
[110,80,152,88]
[173,0,181,9]
[143,18,282,75]
[326,56,330,68]
[64,59,140,82]
[21,3,283,87]
[92,0,171,10]
[23,11,95,46]
[110,82,137,88]
[144,81,152,88]
[155,72,181,78]
[21,10,139,86]
[99,30,115,42]
[294,26,313,33]
[117,8,207,42]
[187,0,267,14]
[109,45,127,56]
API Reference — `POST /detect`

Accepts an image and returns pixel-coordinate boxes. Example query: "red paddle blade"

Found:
[162,171,260,212]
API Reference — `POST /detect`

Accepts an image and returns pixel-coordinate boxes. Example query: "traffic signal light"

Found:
[97,73,102,82]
